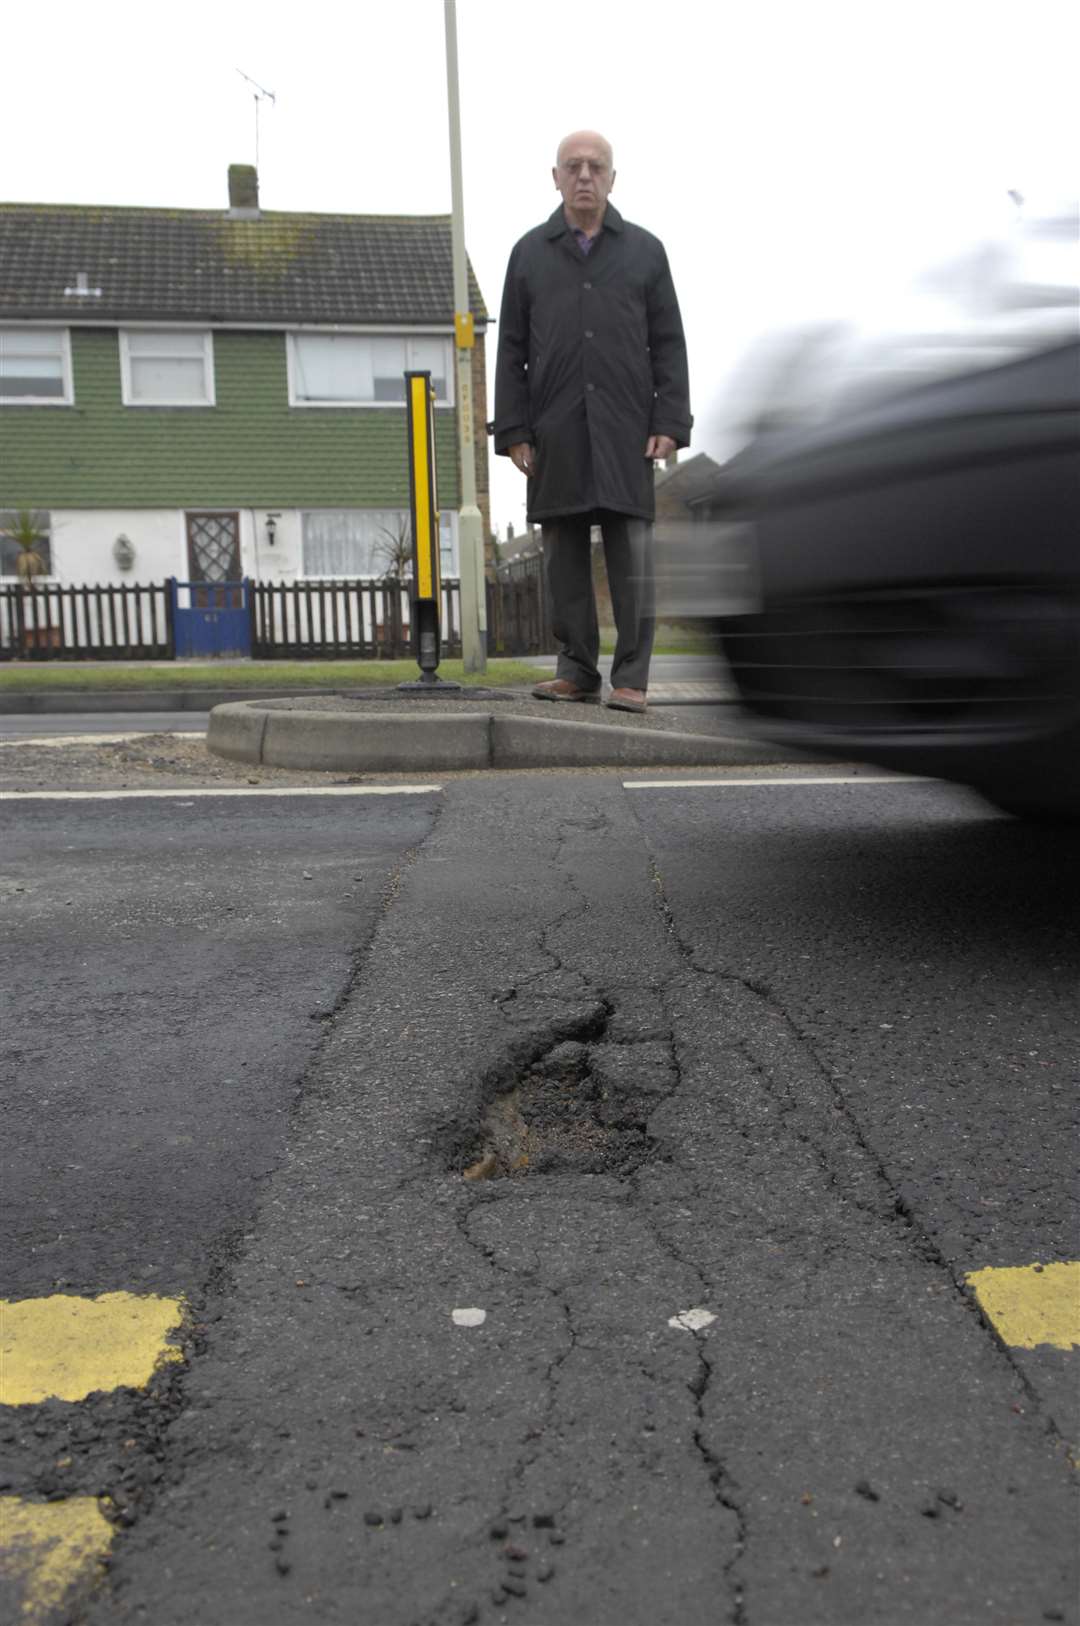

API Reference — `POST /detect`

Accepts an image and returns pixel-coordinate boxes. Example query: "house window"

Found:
[301,510,458,577]
[0,329,72,404]
[0,510,52,577]
[120,330,215,406]
[439,513,457,577]
[288,334,452,407]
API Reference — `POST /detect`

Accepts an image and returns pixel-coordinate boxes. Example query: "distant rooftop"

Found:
[654,452,724,506]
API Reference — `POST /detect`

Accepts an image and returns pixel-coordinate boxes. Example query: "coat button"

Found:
[586,383,596,391]
[583,281,592,290]
[584,330,594,338]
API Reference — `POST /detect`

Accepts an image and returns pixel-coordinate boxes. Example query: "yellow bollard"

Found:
[398,371,461,692]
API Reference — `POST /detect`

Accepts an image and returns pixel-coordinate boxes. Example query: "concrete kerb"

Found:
[207,699,791,773]
[490,712,783,769]
[264,709,491,773]
[204,702,270,766]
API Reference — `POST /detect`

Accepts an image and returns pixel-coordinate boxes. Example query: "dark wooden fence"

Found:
[250,566,551,660]
[249,578,462,659]
[0,580,173,661]
[489,554,552,656]
[250,568,553,661]
[1,566,552,661]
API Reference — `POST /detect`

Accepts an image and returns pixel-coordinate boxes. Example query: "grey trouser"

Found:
[541,509,655,693]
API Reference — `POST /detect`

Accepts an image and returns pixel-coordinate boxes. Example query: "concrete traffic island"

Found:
[207,688,795,773]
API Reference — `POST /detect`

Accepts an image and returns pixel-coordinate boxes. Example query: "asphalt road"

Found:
[2,769,1076,1626]
[0,712,212,737]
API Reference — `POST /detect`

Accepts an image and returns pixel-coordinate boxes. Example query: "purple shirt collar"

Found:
[572,224,598,255]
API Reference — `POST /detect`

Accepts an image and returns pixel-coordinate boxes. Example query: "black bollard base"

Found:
[396,671,463,693]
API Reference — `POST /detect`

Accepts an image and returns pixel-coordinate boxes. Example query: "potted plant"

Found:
[1,509,50,581]
[1,509,57,651]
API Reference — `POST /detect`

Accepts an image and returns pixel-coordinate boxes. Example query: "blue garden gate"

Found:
[170,579,252,658]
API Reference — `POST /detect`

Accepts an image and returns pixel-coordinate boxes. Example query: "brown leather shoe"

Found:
[532,678,601,703]
[605,687,648,714]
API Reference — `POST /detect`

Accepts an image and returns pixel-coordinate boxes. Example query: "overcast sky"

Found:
[6,0,1077,536]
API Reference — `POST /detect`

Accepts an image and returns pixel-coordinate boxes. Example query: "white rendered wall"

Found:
[29,510,304,587]
[44,511,182,585]
[19,508,453,586]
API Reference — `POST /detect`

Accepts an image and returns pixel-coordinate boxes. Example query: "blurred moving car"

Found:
[700,202,1080,820]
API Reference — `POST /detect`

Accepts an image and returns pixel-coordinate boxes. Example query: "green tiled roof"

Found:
[0,203,487,327]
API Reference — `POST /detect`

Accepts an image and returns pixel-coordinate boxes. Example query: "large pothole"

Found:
[462,1034,677,1181]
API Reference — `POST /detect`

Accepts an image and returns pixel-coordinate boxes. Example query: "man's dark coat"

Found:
[493,204,692,523]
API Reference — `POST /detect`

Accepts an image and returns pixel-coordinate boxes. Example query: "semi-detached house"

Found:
[0,166,490,591]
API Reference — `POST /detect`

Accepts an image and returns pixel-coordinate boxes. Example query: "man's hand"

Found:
[508,442,536,477]
[645,434,677,461]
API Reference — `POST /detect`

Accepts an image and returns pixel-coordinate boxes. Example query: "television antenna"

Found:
[235,68,276,171]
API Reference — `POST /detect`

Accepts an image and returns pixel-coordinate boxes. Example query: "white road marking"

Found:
[451,1308,487,1327]
[0,732,192,748]
[624,775,933,790]
[0,785,442,802]
[668,1308,717,1332]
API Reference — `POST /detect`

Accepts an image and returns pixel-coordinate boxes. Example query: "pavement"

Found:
[0,655,802,773]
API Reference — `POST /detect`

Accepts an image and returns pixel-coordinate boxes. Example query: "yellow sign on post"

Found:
[400,370,460,691]
[454,311,475,349]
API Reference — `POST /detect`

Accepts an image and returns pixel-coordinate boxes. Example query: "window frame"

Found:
[298,508,459,580]
[119,329,216,408]
[286,331,455,410]
[0,327,73,407]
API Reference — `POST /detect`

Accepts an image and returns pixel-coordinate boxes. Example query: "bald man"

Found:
[493,130,692,711]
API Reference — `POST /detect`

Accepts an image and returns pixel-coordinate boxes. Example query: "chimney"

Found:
[227,164,260,216]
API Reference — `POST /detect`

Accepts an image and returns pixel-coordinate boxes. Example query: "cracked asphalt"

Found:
[1,745,1077,1625]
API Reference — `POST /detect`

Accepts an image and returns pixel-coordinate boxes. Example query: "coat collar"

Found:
[544,203,624,240]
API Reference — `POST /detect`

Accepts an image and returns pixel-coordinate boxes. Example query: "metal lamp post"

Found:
[444,0,487,674]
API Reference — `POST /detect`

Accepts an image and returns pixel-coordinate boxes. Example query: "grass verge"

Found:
[0,658,551,693]
[599,622,713,656]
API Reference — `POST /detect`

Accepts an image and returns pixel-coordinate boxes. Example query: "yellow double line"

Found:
[0,1292,185,1623]
[965,1261,1080,1351]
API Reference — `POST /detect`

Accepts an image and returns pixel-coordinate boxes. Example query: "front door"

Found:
[186,512,242,607]
[176,512,249,657]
